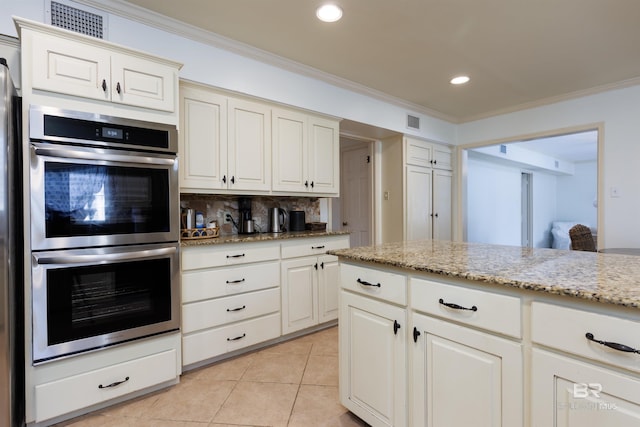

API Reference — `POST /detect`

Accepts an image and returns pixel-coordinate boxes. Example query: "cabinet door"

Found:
[340,291,407,427]
[111,54,176,112]
[227,98,271,191]
[405,165,432,241]
[432,144,453,170]
[411,313,523,427]
[30,33,110,101]
[318,254,340,323]
[532,349,640,427]
[272,108,308,192]
[308,116,339,194]
[405,137,433,167]
[179,85,228,191]
[432,169,452,240]
[281,257,318,334]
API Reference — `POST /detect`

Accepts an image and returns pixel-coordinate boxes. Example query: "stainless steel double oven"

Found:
[29,106,180,364]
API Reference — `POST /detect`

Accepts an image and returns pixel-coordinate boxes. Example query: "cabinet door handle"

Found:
[305,180,309,188]
[226,278,245,284]
[101,79,107,92]
[357,278,381,287]
[314,263,318,270]
[226,253,245,258]
[222,175,227,184]
[413,327,421,343]
[226,305,246,312]
[230,176,235,184]
[98,376,129,389]
[227,333,246,341]
[320,262,324,269]
[434,213,439,218]
[439,298,477,312]
[116,82,122,94]
[310,181,314,188]
[585,333,640,354]
[393,320,401,335]
[312,245,325,249]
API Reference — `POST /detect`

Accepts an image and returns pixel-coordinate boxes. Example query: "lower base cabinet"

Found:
[532,349,640,427]
[339,290,407,427]
[411,313,523,427]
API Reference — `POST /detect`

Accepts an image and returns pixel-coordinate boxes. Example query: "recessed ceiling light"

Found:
[316,4,343,22]
[450,75,470,85]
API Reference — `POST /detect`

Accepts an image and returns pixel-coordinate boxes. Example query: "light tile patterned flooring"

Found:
[55,326,369,427]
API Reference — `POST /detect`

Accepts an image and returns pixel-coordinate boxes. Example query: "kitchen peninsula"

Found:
[330,240,640,427]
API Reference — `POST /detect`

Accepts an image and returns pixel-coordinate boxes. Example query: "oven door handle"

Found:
[33,246,177,265]
[32,144,176,166]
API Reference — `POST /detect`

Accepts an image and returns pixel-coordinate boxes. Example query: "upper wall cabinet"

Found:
[180,82,340,196]
[18,18,179,113]
[272,108,340,196]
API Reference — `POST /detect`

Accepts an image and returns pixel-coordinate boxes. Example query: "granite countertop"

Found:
[328,240,640,309]
[180,230,350,247]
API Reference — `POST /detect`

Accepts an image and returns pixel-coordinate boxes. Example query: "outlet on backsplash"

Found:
[180,194,322,235]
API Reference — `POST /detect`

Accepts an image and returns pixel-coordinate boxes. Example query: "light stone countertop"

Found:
[180,230,350,247]
[328,240,640,309]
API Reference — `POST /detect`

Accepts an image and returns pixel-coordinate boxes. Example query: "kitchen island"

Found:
[329,240,640,427]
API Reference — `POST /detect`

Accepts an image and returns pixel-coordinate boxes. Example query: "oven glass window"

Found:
[46,258,172,345]
[44,162,170,238]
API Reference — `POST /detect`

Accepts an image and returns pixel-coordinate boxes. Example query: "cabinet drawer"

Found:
[182,261,279,303]
[341,263,407,306]
[183,287,280,333]
[34,349,177,422]
[532,302,640,373]
[182,312,281,366]
[281,235,349,259]
[181,242,280,270]
[411,278,521,338]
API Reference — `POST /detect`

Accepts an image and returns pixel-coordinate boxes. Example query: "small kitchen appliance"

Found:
[289,210,306,231]
[238,197,255,234]
[269,207,287,233]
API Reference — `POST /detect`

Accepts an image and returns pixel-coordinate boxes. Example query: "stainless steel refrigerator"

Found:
[0,58,24,427]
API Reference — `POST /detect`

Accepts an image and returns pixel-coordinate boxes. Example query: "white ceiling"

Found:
[117,0,640,124]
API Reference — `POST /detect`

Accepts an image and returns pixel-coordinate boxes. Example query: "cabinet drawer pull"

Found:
[393,320,401,335]
[98,376,129,389]
[226,278,245,284]
[227,333,246,341]
[226,253,245,258]
[585,332,640,354]
[312,245,326,249]
[357,278,381,287]
[116,81,122,94]
[226,305,246,312]
[101,79,107,92]
[413,327,421,343]
[439,298,477,312]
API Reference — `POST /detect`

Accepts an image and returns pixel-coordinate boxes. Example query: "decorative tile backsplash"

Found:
[180,194,321,234]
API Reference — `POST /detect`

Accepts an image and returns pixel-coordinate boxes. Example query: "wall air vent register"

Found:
[46,0,107,39]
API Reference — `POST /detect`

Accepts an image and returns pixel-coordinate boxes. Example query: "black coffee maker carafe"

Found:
[238,197,254,234]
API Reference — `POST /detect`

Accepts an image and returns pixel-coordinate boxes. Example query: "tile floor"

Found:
[54,326,369,427]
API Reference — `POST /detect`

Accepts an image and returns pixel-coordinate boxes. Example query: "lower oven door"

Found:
[31,243,180,364]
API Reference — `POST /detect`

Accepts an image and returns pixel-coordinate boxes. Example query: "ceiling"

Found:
[118,0,640,123]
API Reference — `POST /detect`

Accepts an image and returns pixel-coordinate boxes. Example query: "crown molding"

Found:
[74,0,455,124]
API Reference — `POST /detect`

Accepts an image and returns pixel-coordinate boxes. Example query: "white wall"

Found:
[458,85,640,248]
[531,172,557,248]
[556,161,598,228]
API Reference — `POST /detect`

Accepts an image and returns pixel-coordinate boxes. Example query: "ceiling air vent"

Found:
[46,0,107,39]
[407,114,420,130]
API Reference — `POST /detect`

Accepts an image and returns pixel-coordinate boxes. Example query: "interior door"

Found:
[341,143,372,247]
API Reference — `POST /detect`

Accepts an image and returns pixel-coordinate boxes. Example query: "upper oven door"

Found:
[30,142,179,250]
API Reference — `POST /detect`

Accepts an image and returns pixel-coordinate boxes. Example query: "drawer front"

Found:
[182,312,281,366]
[411,278,521,338]
[532,302,640,373]
[35,349,177,422]
[281,235,350,259]
[340,263,407,306]
[183,287,280,333]
[182,261,280,303]
[182,242,280,270]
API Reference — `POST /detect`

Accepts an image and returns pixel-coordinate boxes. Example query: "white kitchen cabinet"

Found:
[27,27,177,112]
[281,235,350,334]
[531,301,640,427]
[179,83,227,191]
[340,283,407,427]
[411,313,523,427]
[404,137,453,241]
[272,108,340,195]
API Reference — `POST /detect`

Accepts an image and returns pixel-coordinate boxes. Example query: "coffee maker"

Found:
[238,197,254,234]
